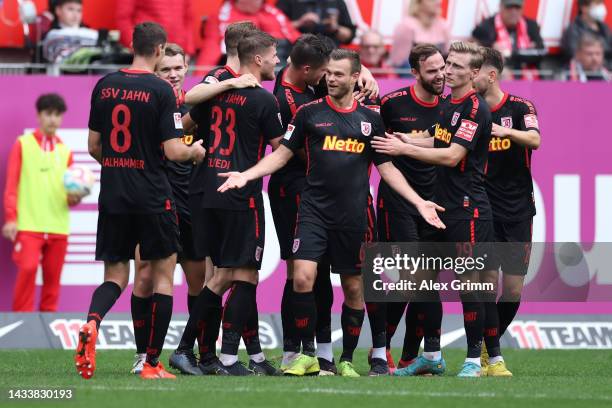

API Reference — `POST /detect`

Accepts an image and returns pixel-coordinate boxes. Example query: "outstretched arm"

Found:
[217,145,294,192]
[492,124,540,149]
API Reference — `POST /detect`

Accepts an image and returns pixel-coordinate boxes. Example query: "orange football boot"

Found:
[74,321,98,379]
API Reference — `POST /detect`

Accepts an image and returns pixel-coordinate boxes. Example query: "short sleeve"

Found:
[258,94,285,142]
[518,99,540,133]
[88,80,103,132]
[189,101,210,124]
[158,83,184,143]
[280,106,307,152]
[451,106,489,151]
[369,112,391,165]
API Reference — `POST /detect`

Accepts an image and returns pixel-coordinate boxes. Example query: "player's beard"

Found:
[421,77,445,96]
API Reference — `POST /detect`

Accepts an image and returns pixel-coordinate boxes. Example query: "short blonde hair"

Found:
[449,41,483,69]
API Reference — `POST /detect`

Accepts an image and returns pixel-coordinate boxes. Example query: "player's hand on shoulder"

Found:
[416,201,446,230]
[356,69,379,101]
[190,139,206,163]
[372,133,409,156]
[217,172,247,192]
[231,74,260,89]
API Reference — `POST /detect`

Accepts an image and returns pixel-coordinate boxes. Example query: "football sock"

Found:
[316,341,333,362]
[220,281,256,359]
[281,279,300,354]
[385,301,407,348]
[365,302,387,351]
[340,303,364,362]
[146,293,173,366]
[187,294,197,314]
[460,292,485,359]
[483,291,501,358]
[422,291,443,354]
[497,297,521,336]
[401,302,423,361]
[87,281,122,330]
[196,286,222,361]
[130,293,152,354]
[313,265,333,356]
[292,291,317,357]
[243,297,264,359]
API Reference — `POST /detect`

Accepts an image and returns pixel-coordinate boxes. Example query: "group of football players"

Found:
[74,19,539,380]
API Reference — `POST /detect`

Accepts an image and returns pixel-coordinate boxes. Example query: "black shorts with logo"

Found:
[493,218,533,276]
[202,206,265,269]
[291,220,370,276]
[268,177,304,260]
[431,218,497,271]
[96,210,180,262]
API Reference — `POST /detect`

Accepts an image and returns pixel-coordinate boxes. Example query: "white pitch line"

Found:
[75,385,612,402]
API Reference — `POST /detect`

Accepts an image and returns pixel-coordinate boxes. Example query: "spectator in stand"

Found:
[195,0,300,74]
[472,0,545,79]
[41,0,98,64]
[564,33,611,81]
[2,94,80,312]
[116,0,194,58]
[358,30,396,78]
[561,0,612,64]
[276,0,356,45]
[388,0,451,75]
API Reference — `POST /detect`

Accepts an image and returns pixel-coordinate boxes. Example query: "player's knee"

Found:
[342,280,363,306]
[502,286,522,302]
[293,273,315,292]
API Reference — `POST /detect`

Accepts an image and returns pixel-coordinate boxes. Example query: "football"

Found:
[63,165,95,198]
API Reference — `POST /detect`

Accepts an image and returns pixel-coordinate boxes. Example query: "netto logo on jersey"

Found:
[433,124,451,144]
[322,135,365,153]
[489,137,511,152]
[181,135,194,146]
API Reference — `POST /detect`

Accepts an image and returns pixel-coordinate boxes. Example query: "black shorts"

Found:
[202,206,265,269]
[493,218,533,276]
[96,211,180,262]
[291,221,369,275]
[365,198,377,242]
[177,212,202,262]
[377,209,439,242]
[190,192,208,260]
[436,218,496,271]
[268,177,303,260]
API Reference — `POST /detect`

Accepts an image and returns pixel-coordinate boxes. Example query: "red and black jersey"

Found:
[165,103,193,215]
[281,96,390,232]
[486,93,539,221]
[88,69,183,214]
[271,65,315,184]
[378,86,442,215]
[189,65,240,195]
[201,86,284,209]
[431,90,493,220]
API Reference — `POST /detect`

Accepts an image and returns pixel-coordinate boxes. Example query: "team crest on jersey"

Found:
[255,246,263,262]
[451,112,460,126]
[174,112,183,129]
[361,121,372,136]
[292,239,300,253]
[501,117,513,128]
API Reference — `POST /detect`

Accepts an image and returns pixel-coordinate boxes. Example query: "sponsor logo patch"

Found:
[524,114,539,129]
[455,119,478,142]
[204,75,219,84]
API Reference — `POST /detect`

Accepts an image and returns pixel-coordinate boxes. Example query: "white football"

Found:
[64,165,95,198]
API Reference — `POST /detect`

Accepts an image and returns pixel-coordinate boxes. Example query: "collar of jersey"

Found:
[490,92,509,113]
[410,85,439,107]
[325,95,357,113]
[450,89,476,104]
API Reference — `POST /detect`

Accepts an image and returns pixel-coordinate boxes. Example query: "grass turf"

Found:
[0,349,611,408]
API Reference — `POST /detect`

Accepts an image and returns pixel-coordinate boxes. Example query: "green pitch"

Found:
[0,349,611,408]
